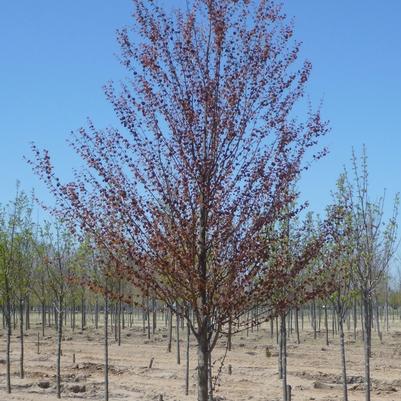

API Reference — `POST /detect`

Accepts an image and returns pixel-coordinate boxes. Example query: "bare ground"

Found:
[1,316,401,401]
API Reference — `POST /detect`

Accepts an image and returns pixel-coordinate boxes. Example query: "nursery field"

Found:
[1,314,401,401]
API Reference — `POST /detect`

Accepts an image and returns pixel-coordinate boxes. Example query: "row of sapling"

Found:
[0,201,101,397]
[0,198,399,401]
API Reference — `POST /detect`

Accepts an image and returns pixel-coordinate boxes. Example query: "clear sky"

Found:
[1,0,401,217]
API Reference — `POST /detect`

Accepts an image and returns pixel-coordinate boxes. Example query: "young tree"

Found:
[0,185,33,392]
[0,206,15,394]
[30,1,329,400]
[37,223,76,399]
[345,149,399,401]
[31,239,51,337]
[13,214,34,380]
[264,208,339,401]
[326,174,357,401]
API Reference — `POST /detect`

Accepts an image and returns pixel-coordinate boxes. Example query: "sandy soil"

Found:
[1,315,401,401]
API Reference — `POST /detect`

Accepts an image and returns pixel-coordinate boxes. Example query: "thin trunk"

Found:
[19,297,24,379]
[339,318,348,401]
[118,281,122,346]
[81,293,85,330]
[168,308,173,352]
[152,298,156,334]
[185,316,190,396]
[295,308,300,345]
[270,318,274,339]
[228,316,232,351]
[147,296,151,340]
[312,302,317,340]
[375,298,382,342]
[281,314,288,401]
[301,308,304,331]
[41,301,46,337]
[278,320,283,379]
[142,301,146,333]
[176,308,181,364]
[324,306,329,346]
[72,300,76,332]
[56,296,63,399]
[5,282,12,394]
[104,288,109,401]
[95,296,99,330]
[25,296,30,330]
[353,298,357,340]
[363,293,371,401]
[385,283,389,332]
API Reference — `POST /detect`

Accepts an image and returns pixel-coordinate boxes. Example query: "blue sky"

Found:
[1,0,400,217]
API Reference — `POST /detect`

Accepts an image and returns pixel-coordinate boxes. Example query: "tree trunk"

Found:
[56,296,63,399]
[375,298,382,342]
[118,281,122,346]
[185,316,190,395]
[19,297,24,379]
[167,309,173,352]
[295,308,300,344]
[324,306,329,346]
[353,298,357,340]
[197,324,209,401]
[270,318,274,339]
[281,314,288,401]
[228,316,232,351]
[147,297,151,340]
[41,301,46,337]
[142,302,146,333]
[104,287,109,401]
[385,283,389,332]
[339,318,348,401]
[72,299,76,332]
[208,348,213,401]
[176,308,181,364]
[81,293,85,330]
[95,296,99,330]
[301,308,304,331]
[278,319,283,379]
[312,301,317,339]
[363,293,371,401]
[152,298,157,334]
[5,282,12,394]
[25,296,30,330]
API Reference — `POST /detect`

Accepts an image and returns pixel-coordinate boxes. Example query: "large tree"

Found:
[30,1,329,399]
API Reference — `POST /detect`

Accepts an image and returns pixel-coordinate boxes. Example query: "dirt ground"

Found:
[1,315,401,401]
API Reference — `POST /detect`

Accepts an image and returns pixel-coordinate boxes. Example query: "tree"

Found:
[326,173,357,401]
[265,206,339,401]
[345,148,399,401]
[30,1,329,400]
[0,184,33,392]
[13,208,34,380]
[37,223,76,399]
